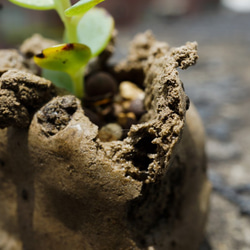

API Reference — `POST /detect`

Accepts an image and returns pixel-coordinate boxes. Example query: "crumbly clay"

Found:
[0,31,210,250]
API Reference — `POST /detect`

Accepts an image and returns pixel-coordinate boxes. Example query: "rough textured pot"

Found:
[0,32,210,250]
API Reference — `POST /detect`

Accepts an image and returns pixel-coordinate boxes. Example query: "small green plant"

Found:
[8,0,114,98]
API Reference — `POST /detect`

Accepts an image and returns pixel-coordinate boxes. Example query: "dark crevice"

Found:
[134,135,157,154]
[125,133,157,180]
[0,158,5,167]
[168,99,180,114]
[21,189,29,201]
[185,95,190,110]
[125,171,149,182]
[130,154,152,171]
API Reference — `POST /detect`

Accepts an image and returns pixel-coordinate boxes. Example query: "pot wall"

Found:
[0,32,210,250]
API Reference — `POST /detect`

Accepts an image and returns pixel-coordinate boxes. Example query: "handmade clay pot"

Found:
[0,32,210,250]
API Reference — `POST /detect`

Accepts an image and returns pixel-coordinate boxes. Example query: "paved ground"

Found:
[115,6,250,249]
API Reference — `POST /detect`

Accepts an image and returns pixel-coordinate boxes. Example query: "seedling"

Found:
[8,0,114,98]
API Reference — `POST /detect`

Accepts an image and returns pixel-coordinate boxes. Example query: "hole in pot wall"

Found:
[0,159,5,167]
[21,189,28,201]
[125,132,157,180]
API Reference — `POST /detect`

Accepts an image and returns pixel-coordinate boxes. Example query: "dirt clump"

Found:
[37,95,78,137]
[0,70,55,128]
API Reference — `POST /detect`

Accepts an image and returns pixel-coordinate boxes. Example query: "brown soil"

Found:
[0,70,55,128]
[0,32,210,250]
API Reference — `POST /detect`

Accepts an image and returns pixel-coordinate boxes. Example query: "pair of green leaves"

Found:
[9,0,113,57]
[8,0,104,14]
[8,0,114,98]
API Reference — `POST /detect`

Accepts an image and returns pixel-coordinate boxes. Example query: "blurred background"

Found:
[1,0,250,249]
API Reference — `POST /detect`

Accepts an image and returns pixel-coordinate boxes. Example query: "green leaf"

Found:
[43,69,73,93]
[8,0,55,10]
[34,43,91,75]
[65,0,104,17]
[77,8,114,57]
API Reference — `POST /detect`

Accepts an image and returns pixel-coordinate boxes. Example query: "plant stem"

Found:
[51,0,86,99]
[54,0,78,42]
[69,68,85,99]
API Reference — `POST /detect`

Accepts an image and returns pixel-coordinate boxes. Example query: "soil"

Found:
[0,32,210,249]
[0,70,55,128]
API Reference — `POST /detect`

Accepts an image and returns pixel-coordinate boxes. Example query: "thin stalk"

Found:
[54,0,78,42]
[69,67,85,99]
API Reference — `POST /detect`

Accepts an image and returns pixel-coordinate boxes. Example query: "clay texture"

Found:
[0,32,210,250]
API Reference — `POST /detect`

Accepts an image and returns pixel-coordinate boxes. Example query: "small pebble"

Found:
[119,81,144,100]
[85,72,118,99]
[113,103,123,117]
[121,100,131,110]
[98,123,123,142]
[128,98,146,117]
